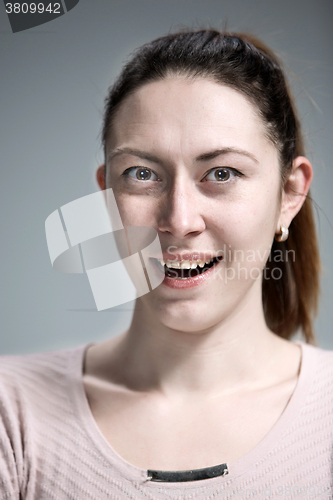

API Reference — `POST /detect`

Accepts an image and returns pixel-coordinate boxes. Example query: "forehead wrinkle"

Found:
[106,79,275,169]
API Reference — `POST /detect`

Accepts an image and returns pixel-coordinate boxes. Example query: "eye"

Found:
[204,167,242,182]
[122,167,159,181]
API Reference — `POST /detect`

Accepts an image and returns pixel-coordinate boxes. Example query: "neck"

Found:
[110,288,290,400]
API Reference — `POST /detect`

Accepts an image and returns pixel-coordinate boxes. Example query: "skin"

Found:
[85,77,313,470]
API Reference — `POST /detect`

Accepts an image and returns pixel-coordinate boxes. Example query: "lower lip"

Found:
[154,259,221,289]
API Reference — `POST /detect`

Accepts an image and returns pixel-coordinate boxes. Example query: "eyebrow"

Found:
[108,147,162,164]
[196,147,259,164]
[108,146,259,165]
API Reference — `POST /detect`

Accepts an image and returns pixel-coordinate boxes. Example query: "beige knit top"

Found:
[0,341,332,499]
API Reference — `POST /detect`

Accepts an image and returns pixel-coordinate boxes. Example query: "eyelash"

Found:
[122,167,160,182]
[203,167,243,182]
[122,166,243,183]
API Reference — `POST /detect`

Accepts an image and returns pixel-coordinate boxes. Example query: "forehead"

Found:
[107,77,275,162]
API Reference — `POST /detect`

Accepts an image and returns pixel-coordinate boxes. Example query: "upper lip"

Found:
[151,251,221,262]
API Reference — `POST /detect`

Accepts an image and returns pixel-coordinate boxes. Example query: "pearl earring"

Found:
[275,225,289,242]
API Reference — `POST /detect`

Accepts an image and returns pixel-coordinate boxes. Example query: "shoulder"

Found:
[0,344,89,497]
[301,342,333,374]
[0,344,77,384]
[278,343,333,471]
[297,342,333,411]
[0,344,88,416]
[0,344,89,459]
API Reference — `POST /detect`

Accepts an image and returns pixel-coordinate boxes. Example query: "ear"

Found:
[96,164,106,191]
[276,156,313,232]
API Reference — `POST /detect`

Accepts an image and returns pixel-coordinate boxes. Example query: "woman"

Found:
[1,30,332,499]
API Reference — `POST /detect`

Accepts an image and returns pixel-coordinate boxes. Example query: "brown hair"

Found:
[102,30,320,344]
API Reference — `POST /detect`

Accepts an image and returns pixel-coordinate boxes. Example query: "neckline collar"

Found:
[68,340,318,489]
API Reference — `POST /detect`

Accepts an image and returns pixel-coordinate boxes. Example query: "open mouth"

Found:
[154,256,222,280]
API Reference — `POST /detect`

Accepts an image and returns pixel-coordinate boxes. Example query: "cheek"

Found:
[113,193,159,227]
[211,186,280,260]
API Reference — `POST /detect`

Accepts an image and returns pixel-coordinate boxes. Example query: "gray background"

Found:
[0,0,332,354]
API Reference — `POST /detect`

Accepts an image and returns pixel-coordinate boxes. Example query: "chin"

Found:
[151,300,224,334]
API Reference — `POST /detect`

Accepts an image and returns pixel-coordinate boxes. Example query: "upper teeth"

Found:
[157,258,214,269]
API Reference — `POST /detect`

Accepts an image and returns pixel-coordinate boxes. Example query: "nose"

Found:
[157,177,206,239]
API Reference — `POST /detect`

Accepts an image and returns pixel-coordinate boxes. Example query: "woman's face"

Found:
[103,77,284,332]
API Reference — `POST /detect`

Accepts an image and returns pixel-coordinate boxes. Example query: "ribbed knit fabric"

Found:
[0,341,332,499]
